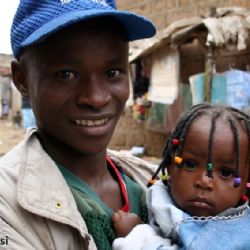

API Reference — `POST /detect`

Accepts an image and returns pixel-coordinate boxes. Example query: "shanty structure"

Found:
[128,7,250,134]
[0,54,22,118]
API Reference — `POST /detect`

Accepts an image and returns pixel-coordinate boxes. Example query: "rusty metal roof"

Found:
[129,7,250,62]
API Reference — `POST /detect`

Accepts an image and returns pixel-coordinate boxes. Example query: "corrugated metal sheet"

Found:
[129,7,250,62]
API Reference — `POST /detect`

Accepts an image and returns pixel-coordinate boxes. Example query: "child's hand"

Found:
[112,224,168,250]
[112,210,142,237]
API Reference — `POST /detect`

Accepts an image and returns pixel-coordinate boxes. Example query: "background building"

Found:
[117,0,250,30]
[109,1,250,157]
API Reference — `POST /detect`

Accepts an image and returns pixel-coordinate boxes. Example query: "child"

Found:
[1,98,9,119]
[12,110,23,129]
[112,103,250,250]
[0,1,156,249]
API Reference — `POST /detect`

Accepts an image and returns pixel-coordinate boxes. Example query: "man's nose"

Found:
[75,77,111,109]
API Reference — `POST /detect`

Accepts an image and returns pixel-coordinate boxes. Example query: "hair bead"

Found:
[207,163,213,171]
[206,163,213,178]
[174,156,182,165]
[160,173,169,181]
[172,139,180,146]
[246,183,250,188]
[160,173,170,186]
[147,178,156,187]
[242,194,248,202]
[233,177,241,188]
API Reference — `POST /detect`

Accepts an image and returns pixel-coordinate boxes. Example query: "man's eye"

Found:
[220,167,234,179]
[106,69,120,78]
[182,160,197,171]
[57,71,77,79]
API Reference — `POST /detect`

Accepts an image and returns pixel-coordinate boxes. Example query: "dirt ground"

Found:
[0,119,25,156]
[0,119,161,165]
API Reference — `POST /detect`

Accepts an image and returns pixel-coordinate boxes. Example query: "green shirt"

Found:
[57,160,147,250]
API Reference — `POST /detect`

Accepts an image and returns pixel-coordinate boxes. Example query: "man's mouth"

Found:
[74,118,109,126]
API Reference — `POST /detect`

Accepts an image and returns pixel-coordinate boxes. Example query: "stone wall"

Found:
[116,0,250,30]
[0,54,13,67]
[109,106,167,157]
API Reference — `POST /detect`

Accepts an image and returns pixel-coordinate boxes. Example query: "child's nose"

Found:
[193,172,214,191]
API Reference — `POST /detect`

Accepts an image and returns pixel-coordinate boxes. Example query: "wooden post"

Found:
[204,44,214,103]
[204,6,217,103]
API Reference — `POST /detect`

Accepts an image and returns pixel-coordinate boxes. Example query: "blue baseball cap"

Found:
[11,0,156,59]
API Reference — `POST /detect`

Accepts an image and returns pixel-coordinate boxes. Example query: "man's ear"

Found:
[11,59,29,98]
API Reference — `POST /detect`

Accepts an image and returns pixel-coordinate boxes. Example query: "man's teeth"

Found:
[75,118,108,126]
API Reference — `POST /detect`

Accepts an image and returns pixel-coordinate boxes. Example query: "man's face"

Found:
[19,20,129,156]
[168,115,249,216]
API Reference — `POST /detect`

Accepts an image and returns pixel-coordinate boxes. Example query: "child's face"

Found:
[168,115,249,216]
[15,19,129,156]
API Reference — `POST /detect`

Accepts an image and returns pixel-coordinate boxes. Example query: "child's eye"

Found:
[56,70,77,79]
[182,160,197,171]
[220,167,234,179]
[106,69,120,78]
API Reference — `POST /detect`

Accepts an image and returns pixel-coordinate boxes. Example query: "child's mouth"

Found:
[189,197,212,210]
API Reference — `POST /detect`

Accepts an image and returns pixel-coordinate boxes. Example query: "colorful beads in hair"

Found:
[148,178,156,187]
[242,194,248,203]
[147,104,250,190]
[172,139,180,146]
[174,156,182,165]
[160,173,169,181]
[233,177,241,188]
[206,163,213,178]
[160,172,170,186]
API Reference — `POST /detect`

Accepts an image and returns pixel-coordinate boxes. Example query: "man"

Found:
[0,0,156,249]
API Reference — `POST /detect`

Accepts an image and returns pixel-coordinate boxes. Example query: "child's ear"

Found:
[11,59,29,98]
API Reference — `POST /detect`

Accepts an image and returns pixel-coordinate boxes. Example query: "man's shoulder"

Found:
[107,149,158,190]
[107,149,157,169]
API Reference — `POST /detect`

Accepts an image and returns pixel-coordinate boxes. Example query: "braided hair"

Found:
[148,103,250,188]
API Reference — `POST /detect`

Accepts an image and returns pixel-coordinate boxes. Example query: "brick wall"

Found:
[116,0,250,30]
[109,107,167,157]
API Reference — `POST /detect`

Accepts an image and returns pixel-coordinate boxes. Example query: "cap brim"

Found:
[22,9,156,48]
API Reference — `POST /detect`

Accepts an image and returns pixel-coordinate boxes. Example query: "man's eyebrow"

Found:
[61,57,128,66]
